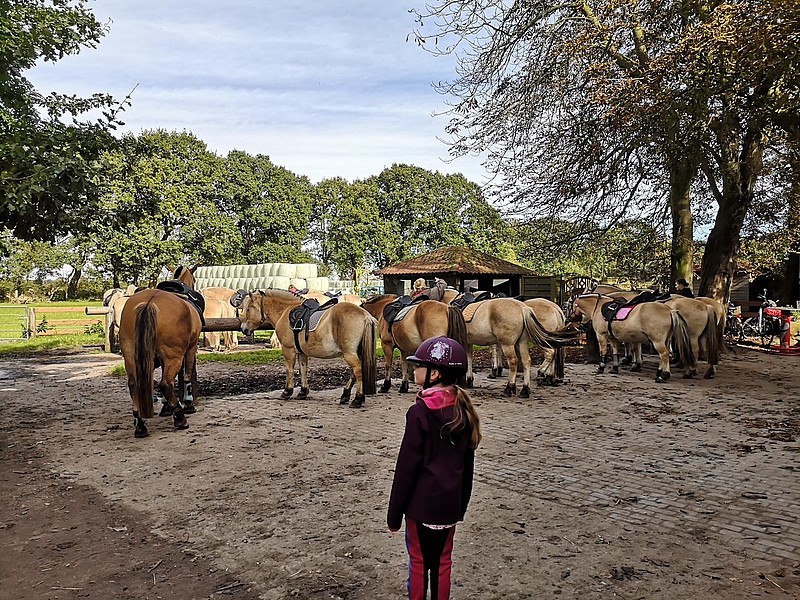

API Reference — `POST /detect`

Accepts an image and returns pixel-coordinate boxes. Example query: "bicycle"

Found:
[723,302,745,345]
[739,290,783,348]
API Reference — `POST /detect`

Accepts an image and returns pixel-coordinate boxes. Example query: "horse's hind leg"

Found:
[296,354,310,400]
[630,344,643,372]
[517,340,532,397]
[465,346,475,388]
[280,348,297,399]
[182,348,198,413]
[653,341,672,383]
[341,351,364,408]
[159,359,189,430]
[379,341,394,393]
[500,344,518,396]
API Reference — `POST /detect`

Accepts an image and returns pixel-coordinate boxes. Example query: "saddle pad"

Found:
[764,307,783,318]
[393,305,415,323]
[462,303,480,323]
[614,306,635,321]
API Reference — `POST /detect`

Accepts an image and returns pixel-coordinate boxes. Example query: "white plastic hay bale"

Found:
[195,266,211,279]
[291,278,307,290]
[271,275,290,290]
[306,277,329,292]
[275,263,295,278]
[295,264,312,279]
[264,263,276,276]
[256,276,273,289]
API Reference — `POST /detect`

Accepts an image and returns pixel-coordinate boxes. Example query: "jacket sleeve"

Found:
[387,407,425,530]
[460,446,475,520]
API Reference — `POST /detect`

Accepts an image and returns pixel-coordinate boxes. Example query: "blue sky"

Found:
[27,1,490,184]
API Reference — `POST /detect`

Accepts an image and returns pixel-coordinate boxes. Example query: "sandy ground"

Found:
[1,344,799,600]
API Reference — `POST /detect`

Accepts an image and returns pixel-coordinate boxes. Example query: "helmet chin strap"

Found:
[422,366,441,389]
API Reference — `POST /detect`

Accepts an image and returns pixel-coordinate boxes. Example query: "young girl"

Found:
[387,336,482,600]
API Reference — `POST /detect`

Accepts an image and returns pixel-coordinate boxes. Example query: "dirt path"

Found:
[1,346,799,599]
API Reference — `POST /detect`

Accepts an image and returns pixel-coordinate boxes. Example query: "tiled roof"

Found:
[375,246,535,276]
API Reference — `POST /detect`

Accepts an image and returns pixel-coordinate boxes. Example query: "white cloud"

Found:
[27,1,490,184]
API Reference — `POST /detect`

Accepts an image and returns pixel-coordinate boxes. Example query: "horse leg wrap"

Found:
[349,394,365,409]
[503,383,515,397]
[183,382,195,404]
[172,406,189,430]
[519,385,530,399]
[596,363,605,374]
[280,387,293,400]
[379,379,391,393]
[133,411,149,438]
[399,381,409,394]
[297,387,309,400]
[610,365,619,374]
[159,402,174,417]
[630,363,642,372]
[621,355,633,366]
[339,388,352,404]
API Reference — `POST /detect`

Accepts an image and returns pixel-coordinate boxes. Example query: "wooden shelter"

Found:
[375,246,554,298]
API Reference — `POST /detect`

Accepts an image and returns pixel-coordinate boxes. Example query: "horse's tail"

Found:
[523,307,578,349]
[670,311,695,371]
[359,316,378,396]
[555,345,565,380]
[134,302,157,419]
[703,305,720,366]
[446,305,469,350]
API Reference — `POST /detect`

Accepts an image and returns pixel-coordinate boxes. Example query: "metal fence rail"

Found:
[0,305,30,341]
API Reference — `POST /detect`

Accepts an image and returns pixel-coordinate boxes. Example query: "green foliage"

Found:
[0,332,104,355]
[220,150,313,264]
[0,0,123,242]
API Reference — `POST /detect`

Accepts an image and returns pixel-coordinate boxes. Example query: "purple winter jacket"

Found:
[387,386,475,531]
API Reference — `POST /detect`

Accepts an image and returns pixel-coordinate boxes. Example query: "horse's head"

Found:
[174,265,197,290]
[569,294,603,324]
[237,290,266,336]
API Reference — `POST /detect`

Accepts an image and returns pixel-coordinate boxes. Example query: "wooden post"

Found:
[28,307,36,338]
[85,306,113,353]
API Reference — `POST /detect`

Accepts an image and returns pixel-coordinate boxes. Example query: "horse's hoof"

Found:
[134,428,149,438]
[280,388,293,400]
[610,366,619,374]
[519,386,530,399]
[661,371,671,380]
[465,378,474,389]
[487,372,497,379]
[503,385,514,397]
[349,395,365,409]
[399,382,409,393]
[596,368,605,375]
[379,382,391,393]
[682,372,694,379]
[703,370,715,380]
[297,387,309,400]
[159,403,173,417]
[183,402,196,415]
[631,364,642,372]
[173,414,189,430]
[655,376,667,383]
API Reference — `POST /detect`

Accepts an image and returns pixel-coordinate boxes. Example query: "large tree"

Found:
[0,0,122,242]
[411,0,800,300]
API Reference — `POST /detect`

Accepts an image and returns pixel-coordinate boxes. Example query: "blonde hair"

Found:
[413,278,426,291]
[444,386,482,448]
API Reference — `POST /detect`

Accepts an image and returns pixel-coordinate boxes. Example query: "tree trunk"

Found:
[779,133,800,305]
[668,159,696,292]
[66,266,82,299]
[699,117,764,301]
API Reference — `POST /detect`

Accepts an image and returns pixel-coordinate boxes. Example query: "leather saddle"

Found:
[383,295,426,330]
[155,280,206,325]
[289,297,338,352]
[451,291,493,312]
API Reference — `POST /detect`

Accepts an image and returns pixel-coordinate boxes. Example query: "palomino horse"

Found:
[103,284,142,351]
[459,297,578,397]
[199,287,239,352]
[665,296,720,378]
[571,294,694,383]
[236,290,378,408]
[119,266,201,438]
[361,294,468,394]
[265,291,363,351]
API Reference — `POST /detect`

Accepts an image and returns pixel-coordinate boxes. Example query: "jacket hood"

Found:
[418,385,458,411]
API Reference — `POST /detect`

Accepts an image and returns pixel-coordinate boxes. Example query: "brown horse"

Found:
[119,266,201,438]
[665,295,720,378]
[361,294,468,394]
[571,294,694,383]
[523,298,568,383]
[236,290,378,408]
[459,297,577,397]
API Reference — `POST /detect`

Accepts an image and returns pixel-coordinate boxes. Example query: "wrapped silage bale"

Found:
[295,264,313,279]
[290,278,307,291]
[306,277,329,292]
[271,275,291,290]
[276,263,295,278]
